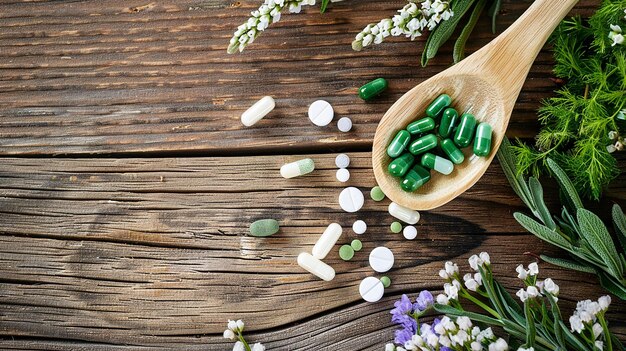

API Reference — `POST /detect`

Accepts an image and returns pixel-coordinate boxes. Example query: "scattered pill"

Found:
[337,117,353,132]
[241,96,275,127]
[473,122,493,157]
[335,154,350,168]
[351,239,363,251]
[438,108,459,138]
[389,202,420,224]
[426,94,452,118]
[388,153,415,178]
[339,245,355,261]
[339,187,364,213]
[308,100,334,126]
[390,221,402,233]
[401,165,431,192]
[352,220,367,234]
[407,117,436,135]
[454,113,477,148]
[380,276,391,288]
[280,158,315,179]
[312,223,343,260]
[409,134,438,155]
[370,186,385,202]
[359,78,388,101]
[403,225,418,240]
[421,153,454,175]
[249,219,279,237]
[336,168,350,182]
[369,246,394,273]
[441,139,465,165]
[359,276,385,302]
[387,130,411,158]
[297,252,335,281]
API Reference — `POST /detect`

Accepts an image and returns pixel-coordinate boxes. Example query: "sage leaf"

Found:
[577,208,624,278]
[487,0,502,33]
[320,0,329,13]
[497,138,536,211]
[540,255,596,273]
[547,158,583,211]
[529,177,557,229]
[514,212,572,250]
[598,271,626,300]
[612,204,626,252]
[453,0,487,63]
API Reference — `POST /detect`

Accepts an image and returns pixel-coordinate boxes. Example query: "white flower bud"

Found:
[598,295,611,310]
[227,320,238,331]
[252,343,265,351]
[479,252,490,265]
[457,316,472,330]
[385,343,396,351]
[236,320,245,332]
[223,329,236,340]
[527,262,539,276]
[233,341,245,351]
[516,288,528,302]
[436,294,449,305]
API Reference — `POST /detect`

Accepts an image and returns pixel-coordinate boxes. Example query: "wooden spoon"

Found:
[372,0,579,211]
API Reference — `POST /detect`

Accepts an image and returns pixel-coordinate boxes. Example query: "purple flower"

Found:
[394,326,414,345]
[390,294,414,326]
[440,347,453,351]
[413,290,434,312]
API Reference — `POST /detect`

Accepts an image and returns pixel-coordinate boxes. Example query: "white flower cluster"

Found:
[607,129,624,153]
[569,296,611,334]
[609,24,624,46]
[515,262,538,280]
[515,263,560,303]
[223,319,265,351]
[469,252,491,271]
[228,0,316,53]
[352,0,453,51]
[436,254,489,305]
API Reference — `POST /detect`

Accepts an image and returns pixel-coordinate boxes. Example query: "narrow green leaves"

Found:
[577,208,624,279]
[547,158,583,211]
[514,212,572,250]
[524,303,536,347]
[612,204,626,252]
[453,0,487,63]
[529,177,557,229]
[319,0,330,13]
[540,255,596,274]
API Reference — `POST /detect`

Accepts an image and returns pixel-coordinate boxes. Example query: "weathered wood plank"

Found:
[0,155,624,349]
[0,0,598,155]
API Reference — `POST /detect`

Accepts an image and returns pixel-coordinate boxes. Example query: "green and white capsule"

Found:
[407,117,436,135]
[388,153,415,177]
[401,165,431,192]
[438,108,459,138]
[409,134,438,155]
[387,130,411,158]
[421,153,454,175]
[441,139,465,165]
[280,158,315,178]
[453,113,477,148]
[426,94,452,118]
[473,122,493,157]
[359,78,388,101]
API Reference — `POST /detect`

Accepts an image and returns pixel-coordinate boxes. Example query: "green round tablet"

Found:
[339,245,355,261]
[350,239,363,252]
[390,221,402,233]
[370,186,385,202]
[380,276,391,288]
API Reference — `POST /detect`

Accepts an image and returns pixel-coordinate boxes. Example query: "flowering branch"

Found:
[223,319,265,351]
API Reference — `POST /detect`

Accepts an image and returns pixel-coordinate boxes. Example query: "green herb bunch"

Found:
[513,0,626,200]
[499,138,626,300]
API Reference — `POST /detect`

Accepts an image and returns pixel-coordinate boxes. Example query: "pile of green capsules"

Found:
[386,94,493,192]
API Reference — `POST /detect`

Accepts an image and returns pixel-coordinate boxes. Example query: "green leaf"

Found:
[319,0,330,13]
[547,158,583,211]
[434,304,503,326]
[453,0,487,63]
[559,320,593,351]
[524,302,536,347]
[495,281,524,324]
[540,255,596,273]
[612,204,626,252]
[497,138,536,211]
[487,0,502,33]
[545,294,567,350]
[577,208,624,278]
[529,177,557,229]
[598,271,626,299]
[514,212,573,250]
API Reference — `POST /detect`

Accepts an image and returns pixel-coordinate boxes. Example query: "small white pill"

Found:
[369,246,394,273]
[339,187,364,213]
[337,117,352,132]
[312,223,343,260]
[308,100,334,126]
[335,154,350,169]
[388,202,420,224]
[403,225,418,240]
[280,158,315,179]
[241,96,275,127]
[359,276,385,302]
[352,220,367,235]
[336,168,350,182]
[297,252,335,281]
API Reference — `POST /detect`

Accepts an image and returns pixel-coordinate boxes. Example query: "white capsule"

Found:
[403,225,418,240]
[337,117,352,132]
[335,154,350,169]
[280,158,315,179]
[359,276,385,302]
[352,220,367,235]
[297,252,335,281]
[336,168,350,182]
[388,202,420,224]
[433,156,454,175]
[312,223,343,260]
[339,187,364,213]
[369,246,394,273]
[308,100,334,126]
[241,96,275,127]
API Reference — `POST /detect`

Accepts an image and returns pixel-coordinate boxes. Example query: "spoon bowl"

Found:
[372,0,579,210]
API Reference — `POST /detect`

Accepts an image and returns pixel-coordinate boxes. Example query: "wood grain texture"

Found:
[0,0,597,156]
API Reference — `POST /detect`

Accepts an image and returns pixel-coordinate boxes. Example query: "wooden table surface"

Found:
[1,0,625,350]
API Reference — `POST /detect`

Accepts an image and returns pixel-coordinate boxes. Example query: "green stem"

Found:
[461,291,500,318]
[599,314,613,351]
[237,332,251,351]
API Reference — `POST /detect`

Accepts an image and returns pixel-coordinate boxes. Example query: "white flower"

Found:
[596,341,604,351]
[236,320,245,332]
[457,316,472,330]
[445,261,459,276]
[223,329,236,340]
[252,343,265,351]
[592,323,603,339]
[518,348,535,351]
[426,333,439,347]
[233,341,246,351]
[439,335,452,347]
[527,262,539,276]
[444,283,459,300]
[436,293,449,305]
[610,24,622,33]
[516,288,528,302]
[488,338,509,351]
[465,278,479,291]
[404,340,418,351]
[479,252,491,265]
[611,33,625,46]
[471,342,482,351]
[570,315,585,333]
[516,264,528,279]
[598,295,611,311]
[439,269,450,279]
[526,285,540,298]
[542,278,559,296]
[227,320,238,332]
[469,254,482,271]
[385,343,396,351]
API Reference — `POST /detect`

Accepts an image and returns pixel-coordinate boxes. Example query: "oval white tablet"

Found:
[388,202,420,224]
[308,100,334,126]
[241,96,275,127]
[352,220,367,235]
[297,252,335,281]
[339,187,364,213]
[312,223,343,260]
[369,246,394,273]
[337,117,352,132]
[403,225,417,240]
[335,154,350,169]
[359,276,385,302]
[336,168,350,182]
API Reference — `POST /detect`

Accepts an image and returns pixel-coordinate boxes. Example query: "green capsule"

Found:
[387,130,411,158]
[388,153,414,177]
[473,122,493,157]
[441,139,465,165]
[407,117,436,135]
[426,94,452,118]
[453,113,477,148]
[438,108,459,138]
[421,153,454,175]
[358,78,388,101]
[409,134,438,155]
[401,165,431,192]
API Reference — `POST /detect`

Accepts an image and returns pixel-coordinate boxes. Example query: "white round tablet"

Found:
[359,276,385,303]
[352,220,367,235]
[337,117,352,132]
[336,168,350,182]
[335,154,350,169]
[308,100,334,127]
[403,225,418,240]
[369,246,394,273]
[339,187,364,213]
